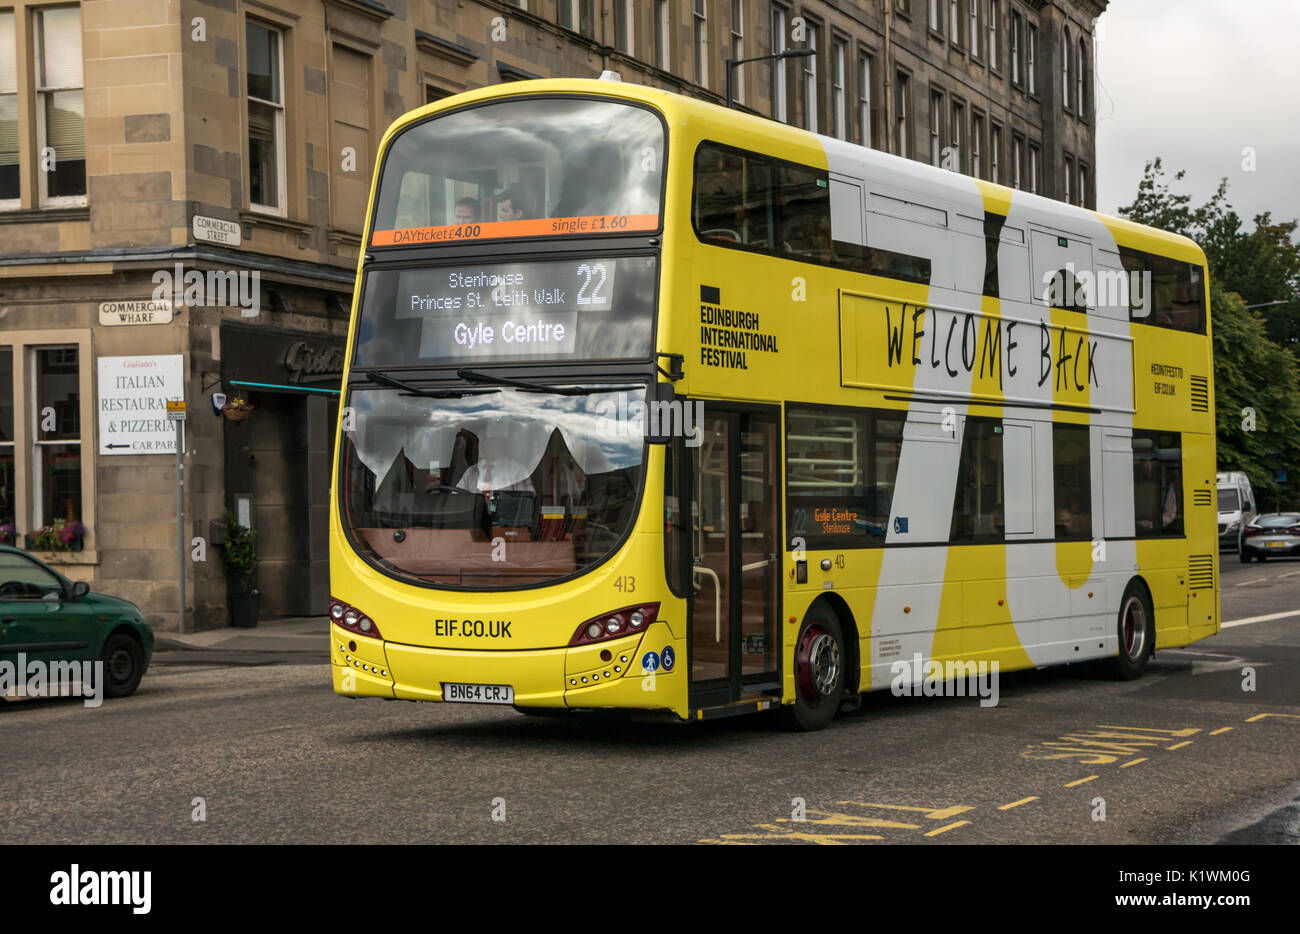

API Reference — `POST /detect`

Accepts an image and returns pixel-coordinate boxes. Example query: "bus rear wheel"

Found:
[782,609,846,732]
[1108,581,1153,680]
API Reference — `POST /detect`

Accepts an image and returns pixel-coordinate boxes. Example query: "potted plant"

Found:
[27,519,85,551]
[221,511,260,628]
[221,394,257,423]
[0,522,14,546]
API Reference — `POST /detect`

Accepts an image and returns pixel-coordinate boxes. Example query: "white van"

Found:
[1217,471,1257,551]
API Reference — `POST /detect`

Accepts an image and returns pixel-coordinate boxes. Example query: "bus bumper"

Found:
[330,621,687,715]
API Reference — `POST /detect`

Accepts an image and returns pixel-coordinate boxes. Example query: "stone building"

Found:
[0,0,1105,630]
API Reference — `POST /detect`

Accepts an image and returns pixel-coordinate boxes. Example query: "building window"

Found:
[1027,23,1037,94]
[615,0,634,54]
[1061,25,1070,110]
[990,122,1001,183]
[949,0,960,43]
[247,20,286,213]
[1077,38,1088,118]
[1028,141,1039,193]
[1079,161,1089,206]
[929,89,943,166]
[771,4,787,121]
[0,333,93,551]
[0,11,17,206]
[970,0,980,58]
[894,69,909,158]
[951,416,1004,542]
[1012,133,1023,188]
[1010,10,1021,85]
[656,0,671,70]
[929,0,942,33]
[693,0,707,87]
[0,347,12,527]
[1133,431,1183,537]
[1063,153,1073,204]
[858,53,873,147]
[988,0,999,70]
[802,21,818,132]
[949,99,964,171]
[35,6,85,205]
[1053,424,1092,540]
[32,346,80,532]
[729,0,743,103]
[831,38,846,139]
[971,111,983,178]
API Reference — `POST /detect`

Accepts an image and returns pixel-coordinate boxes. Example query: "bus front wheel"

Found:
[782,609,846,732]
[1108,581,1153,680]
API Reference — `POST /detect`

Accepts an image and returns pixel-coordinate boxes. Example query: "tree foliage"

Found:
[1119,159,1300,507]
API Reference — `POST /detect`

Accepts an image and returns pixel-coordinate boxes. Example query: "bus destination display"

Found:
[354,256,655,367]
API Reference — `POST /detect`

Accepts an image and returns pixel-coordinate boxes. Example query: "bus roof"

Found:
[384,77,1206,269]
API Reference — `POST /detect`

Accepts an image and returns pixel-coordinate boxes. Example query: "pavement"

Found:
[152,616,329,665]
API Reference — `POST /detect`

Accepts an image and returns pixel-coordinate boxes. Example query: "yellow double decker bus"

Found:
[329,77,1219,730]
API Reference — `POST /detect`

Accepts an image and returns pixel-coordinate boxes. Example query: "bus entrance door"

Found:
[688,406,782,709]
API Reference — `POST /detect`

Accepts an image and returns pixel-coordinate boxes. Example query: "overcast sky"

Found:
[1095,0,1300,230]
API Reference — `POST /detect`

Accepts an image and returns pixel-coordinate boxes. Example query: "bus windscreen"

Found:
[369,97,664,247]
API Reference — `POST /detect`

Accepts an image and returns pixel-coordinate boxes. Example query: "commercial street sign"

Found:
[98,299,174,326]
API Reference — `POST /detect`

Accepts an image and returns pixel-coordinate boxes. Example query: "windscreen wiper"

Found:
[360,369,499,399]
[455,368,642,396]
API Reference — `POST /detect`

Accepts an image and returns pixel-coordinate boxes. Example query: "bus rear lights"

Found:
[569,603,660,646]
[329,598,383,639]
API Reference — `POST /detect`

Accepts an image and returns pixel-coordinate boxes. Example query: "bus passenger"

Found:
[453,197,479,224]
[497,187,534,222]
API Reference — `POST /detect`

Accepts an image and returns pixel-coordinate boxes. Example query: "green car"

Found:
[0,545,153,700]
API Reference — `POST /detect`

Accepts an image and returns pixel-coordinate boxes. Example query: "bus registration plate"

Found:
[443,682,515,704]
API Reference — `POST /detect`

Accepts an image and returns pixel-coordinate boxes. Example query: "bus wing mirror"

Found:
[644,382,677,445]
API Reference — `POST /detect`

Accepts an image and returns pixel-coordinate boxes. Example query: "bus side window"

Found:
[693,146,746,244]
[777,163,831,261]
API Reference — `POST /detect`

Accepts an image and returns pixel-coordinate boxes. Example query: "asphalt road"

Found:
[2,554,1297,845]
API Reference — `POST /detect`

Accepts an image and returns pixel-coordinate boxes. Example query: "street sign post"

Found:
[167,400,187,634]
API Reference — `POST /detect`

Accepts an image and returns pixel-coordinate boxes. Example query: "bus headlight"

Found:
[329,598,383,639]
[570,603,660,646]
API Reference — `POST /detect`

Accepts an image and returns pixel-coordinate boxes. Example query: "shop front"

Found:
[218,324,344,618]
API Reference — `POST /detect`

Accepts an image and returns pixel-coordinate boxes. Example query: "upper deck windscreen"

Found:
[370,97,664,247]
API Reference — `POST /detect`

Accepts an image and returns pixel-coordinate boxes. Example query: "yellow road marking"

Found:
[998,796,1038,810]
[924,820,971,837]
[1209,727,1233,736]
[706,831,885,844]
[1167,741,1193,750]
[835,802,974,820]
[775,811,919,830]
[1246,713,1300,722]
[1120,757,1147,768]
[1095,725,1200,736]
[1065,775,1099,787]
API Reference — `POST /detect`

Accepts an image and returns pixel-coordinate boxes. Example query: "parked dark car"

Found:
[0,545,153,699]
[1239,513,1300,563]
